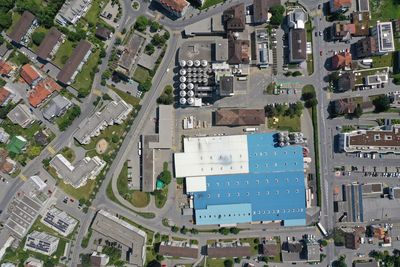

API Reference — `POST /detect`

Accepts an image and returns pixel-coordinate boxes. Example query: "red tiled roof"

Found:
[0,60,12,76]
[28,77,61,107]
[332,51,352,69]
[159,0,189,13]
[0,88,10,105]
[333,0,352,9]
[1,161,14,174]
[20,64,40,85]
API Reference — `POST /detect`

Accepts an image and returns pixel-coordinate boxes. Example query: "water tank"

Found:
[192,73,197,78]
[232,68,237,74]
[179,76,186,83]
[187,83,194,90]
[192,78,198,83]
[198,68,204,73]
[179,83,186,90]
[187,90,194,97]
[192,67,198,73]
[201,60,208,67]
[187,78,193,83]
[179,60,186,67]
[180,98,187,105]
[187,97,194,105]
[187,73,192,78]
[202,78,208,83]
[194,60,201,67]
[180,90,187,97]
[187,67,193,73]
[187,60,193,67]
[233,32,239,39]
[179,69,187,75]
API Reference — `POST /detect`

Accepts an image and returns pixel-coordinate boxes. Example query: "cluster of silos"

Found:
[178,59,210,105]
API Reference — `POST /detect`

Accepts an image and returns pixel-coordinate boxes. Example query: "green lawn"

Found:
[48,166,97,201]
[84,0,109,26]
[371,53,393,68]
[53,40,75,68]
[72,49,101,97]
[109,86,141,107]
[154,187,168,209]
[61,146,76,162]
[133,66,150,84]
[305,20,314,75]
[267,115,301,132]
[205,258,233,267]
[30,26,49,52]
[6,12,21,35]
[8,50,29,66]
[200,0,224,9]
[117,161,150,207]
[371,0,400,23]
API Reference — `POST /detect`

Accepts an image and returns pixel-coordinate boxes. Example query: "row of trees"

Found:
[265,101,304,118]
[15,0,65,28]
[157,85,174,105]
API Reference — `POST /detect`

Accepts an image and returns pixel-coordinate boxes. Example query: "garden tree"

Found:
[284,71,292,77]
[190,228,199,234]
[151,33,166,47]
[269,5,285,26]
[157,85,174,105]
[139,78,152,91]
[292,71,302,77]
[275,103,285,115]
[219,227,230,235]
[160,162,172,184]
[320,239,328,247]
[171,225,179,232]
[0,11,11,31]
[333,228,344,246]
[150,21,160,32]
[229,227,240,234]
[335,255,347,267]
[121,28,127,34]
[145,43,155,55]
[147,260,161,267]
[163,30,170,40]
[372,95,391,113]
[234,258,240,263]
[32,31,46,46]
[265,105,277,118]
[329,71,340,82]
[180,226,187,234]
[0,0,14,10]
[99,47,106,58]
[115,37,122,45]
[155,254,164,261]
[27,146,41,159]
[393,77,400,85]
[224,259,234,267]
[304,98,318,108]
[134,15,149,32]
[302,91,316,101]
[329,12,347,22]
[352,105,363,118]
[102,93,112,100]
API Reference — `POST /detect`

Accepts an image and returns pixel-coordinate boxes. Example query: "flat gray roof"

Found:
[149,105,173,149]
[7,104,36,128]
[43,95,72,120]
[142,135,157,192]
[91,210,146,266]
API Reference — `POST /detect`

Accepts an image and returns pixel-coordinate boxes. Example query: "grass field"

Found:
[133,66,150,84]
[53,40,75,68]
[371,53,393,68]
[305,20,314,75]
[30,26,49,52]
[371,0,400,22]
[117,162,150,207]
[72,49,101,96]
[61,146,76,162]
[109,85,141,106]
[6,12,21,35]
[200,0,224,9]
[267,115,301,132]
[84,0,109,26]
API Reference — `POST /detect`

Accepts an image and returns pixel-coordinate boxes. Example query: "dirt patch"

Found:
[96,139,109,154]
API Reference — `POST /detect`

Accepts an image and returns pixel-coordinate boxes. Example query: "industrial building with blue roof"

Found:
[174,133,307,226]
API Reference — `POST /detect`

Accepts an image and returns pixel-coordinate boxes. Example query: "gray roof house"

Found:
[42,95,72,121]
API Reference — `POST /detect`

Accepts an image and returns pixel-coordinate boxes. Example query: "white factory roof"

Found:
[174,135,249,178]
[186,176,207,193]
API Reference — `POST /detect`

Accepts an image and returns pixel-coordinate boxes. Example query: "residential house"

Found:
[0,88,12,106]
[41,207,78,237]
[333,98,373,115]
[331,51,352,70]
[215,109,265,126]
[207,241,252,258]
[8,11,38,45]
[253,0,281,24]
[0,128,9,143]
[7,104,36,128]
[24,257,44,267]
[354,261,379,267]
[153,0,190,18]
[34,131,49,146]
[20,64,41,86]
[74,100,132,144]
[288,28,307,63]
[331,22,355,42]
[37,27,64,61]
[223,4,246,32]
[287,8,306,29]
[55,0,92,26]
[57,40,92,85]
[158,241,199,259]
[330,0,352,13]
[50,154,106,188]
[28,78,62,107]
[95,26,112,40]
[7,136,27,154]
[0,60,16,78]
[261,239,279,258]
[351,11,370,36]
[90,252,110,267]
[115,34,145,79]
[371,21,395,54]
[24,231,59,256]
[344,231,360,249]
[91,210,147,266]
[42,95,72,121]
[336,72,355,91]
[356,36,377,58]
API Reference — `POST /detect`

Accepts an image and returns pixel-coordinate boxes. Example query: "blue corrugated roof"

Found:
[195,203,252,225]
[193,133,306,225]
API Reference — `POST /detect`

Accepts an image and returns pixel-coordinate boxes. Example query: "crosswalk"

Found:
[47,146,56,155]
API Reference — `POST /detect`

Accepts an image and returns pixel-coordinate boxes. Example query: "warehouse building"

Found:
[174,133,306,226]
